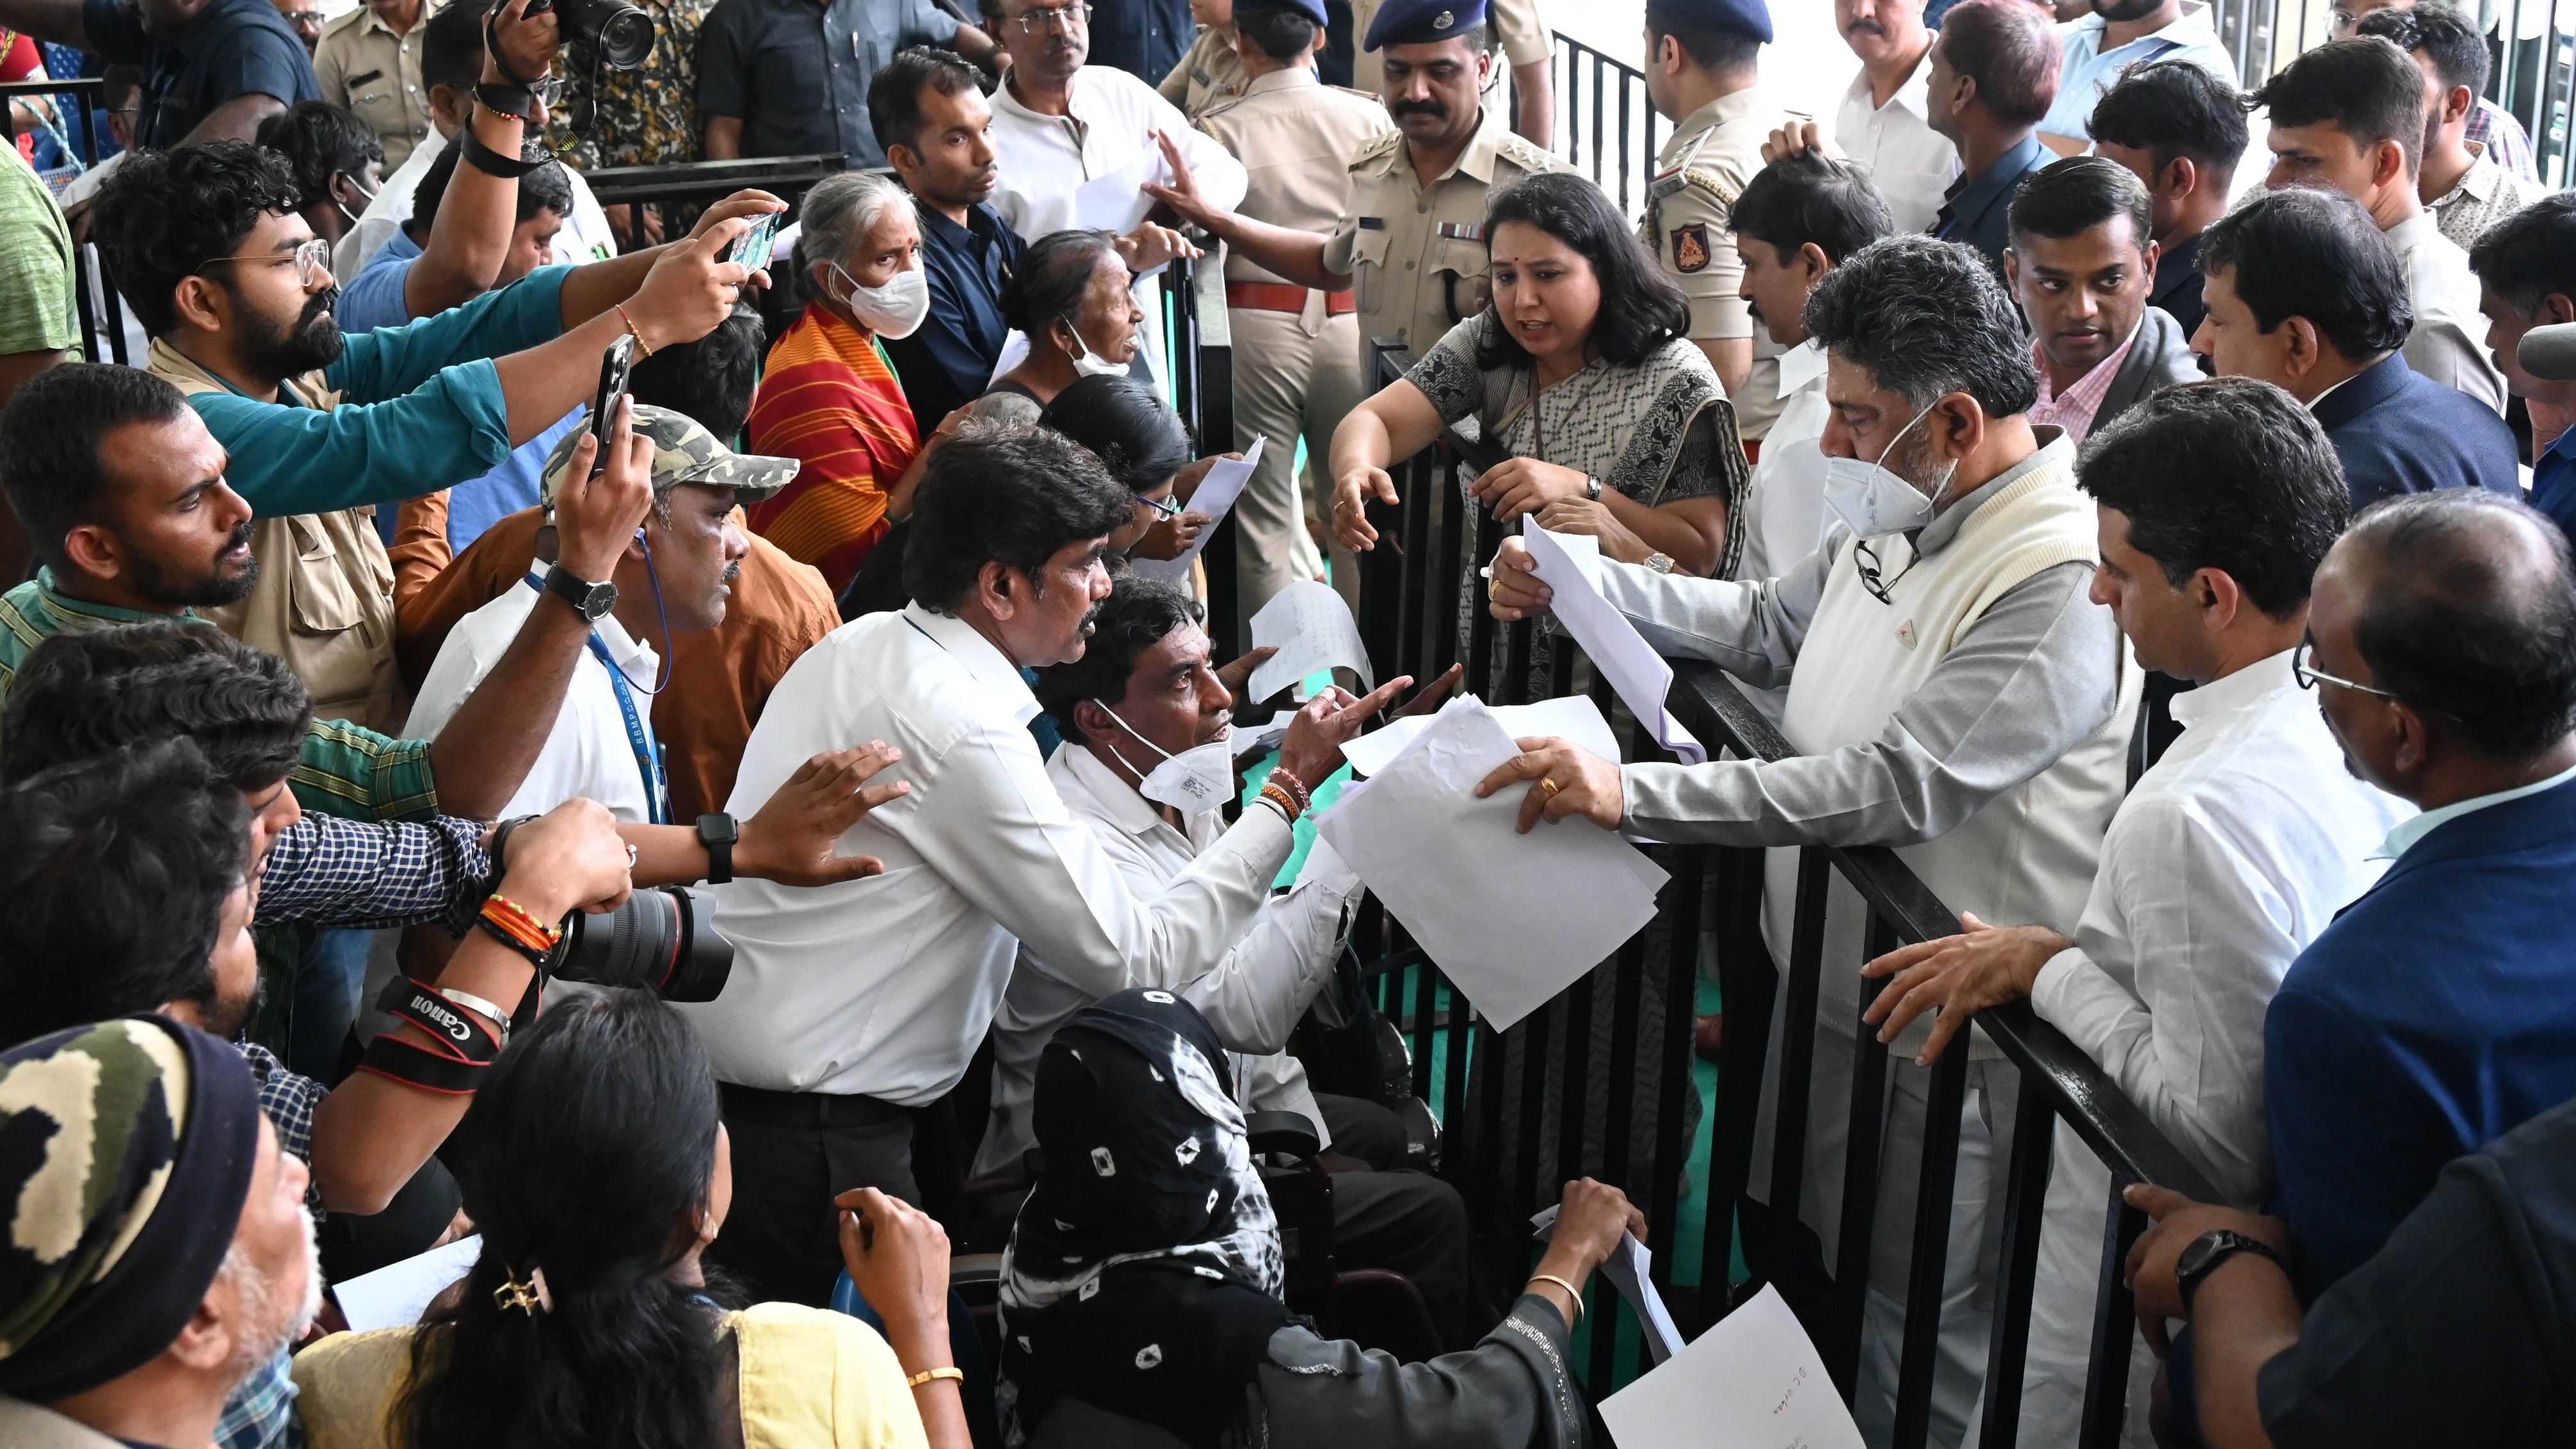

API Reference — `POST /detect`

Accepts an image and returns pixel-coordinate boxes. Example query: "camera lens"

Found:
[548,886,734,1002]
[552,0,657,69]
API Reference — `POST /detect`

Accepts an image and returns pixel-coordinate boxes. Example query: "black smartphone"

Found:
[720,211,783,271]
[588,333,635,468]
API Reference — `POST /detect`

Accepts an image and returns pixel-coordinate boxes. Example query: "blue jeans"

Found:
[289,928,374,1081]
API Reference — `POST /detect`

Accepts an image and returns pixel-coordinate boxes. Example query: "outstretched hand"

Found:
[734,744,910,886]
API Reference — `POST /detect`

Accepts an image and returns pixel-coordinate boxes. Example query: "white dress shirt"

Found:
[1833,58,1958,236]
[1731,338,1831,724]
[2005,648,2413,1448]
[402,566,664,822]
[682,604,1297,1105]
[334,127,621,284]
[2384,209,2508,415]
[974,745,1364,1176]
[985,65,1249,241]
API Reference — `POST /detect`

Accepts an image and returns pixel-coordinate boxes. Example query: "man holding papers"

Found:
[1481,233,2136,1445]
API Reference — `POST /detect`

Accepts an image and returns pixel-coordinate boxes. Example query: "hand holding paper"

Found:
[1132,437,1264,583]
[1519,519,1705,765]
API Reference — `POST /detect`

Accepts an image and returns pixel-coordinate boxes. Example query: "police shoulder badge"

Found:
[1671,223,1711,274]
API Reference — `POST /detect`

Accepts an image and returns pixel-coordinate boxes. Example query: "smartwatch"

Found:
[696,812,740,885]
[2174,1229,2287,1311]
[543,563,618,622]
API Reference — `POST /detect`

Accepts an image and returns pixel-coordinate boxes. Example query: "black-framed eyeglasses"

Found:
[2291,636,2401,701]
[1854,538,1920,607]
[197,236,334,289]
[1004,1,1090,35]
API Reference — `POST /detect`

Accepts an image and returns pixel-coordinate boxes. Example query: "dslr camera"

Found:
[527,0,656,70]
[548,885,735,1002]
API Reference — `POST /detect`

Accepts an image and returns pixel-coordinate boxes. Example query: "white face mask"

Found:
[831,262,931,339]
[1821,399,1956,538]
[1061,314,1131,379]
[1096,700,1236,814]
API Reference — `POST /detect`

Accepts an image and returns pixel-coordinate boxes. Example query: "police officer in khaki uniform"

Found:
[1639,0,1798,439]
[1147,0,1556,606]
[1350,0,1552,143]
[1159,0,1249,117]
[1187,0,1392,625]
[315,0,440,173]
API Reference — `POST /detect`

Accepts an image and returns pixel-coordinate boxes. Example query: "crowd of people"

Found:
[0,0,2573,1445]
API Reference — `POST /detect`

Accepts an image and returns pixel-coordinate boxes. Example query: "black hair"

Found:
[631,306,768,440]
[1040,376,1190,494]
[2356,2,2489,100]
[2468,190,2576,317]
[2008,154,2152,248]
[1937,0,2062,129]
[92,141,304,338]
[1236,4,1319,61]
[0,363,195,573]
[413,145,575,239]
[254,100,383,212]
[423,0,497,95]
[397,990,739,1449]
[100,63,143,111]
[2346,490,2576,757]
[1002,228,1122,338]
[868,45,985,160]
[1,620,312,791]
[1643,0,1760,75]
[2077,378,2350,619]
[2250,36,2427,174]
[0,737,250,1046]
[1030,572,1204,738]
[1727,149,1896,266]
[1473,172,1690,371]
[903,422,1137,611]
[2199,187,2412,362]
[1804,234,2040,417]
[2087,57,2250,179]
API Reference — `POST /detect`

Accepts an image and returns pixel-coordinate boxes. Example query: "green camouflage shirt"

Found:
[548,0,721,170]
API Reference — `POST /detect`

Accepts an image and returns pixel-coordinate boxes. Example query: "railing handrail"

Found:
[581,153,850,206]
[1662,660,2225,1203]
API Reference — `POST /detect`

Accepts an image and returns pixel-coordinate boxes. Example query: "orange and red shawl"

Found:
[746,303,922,591]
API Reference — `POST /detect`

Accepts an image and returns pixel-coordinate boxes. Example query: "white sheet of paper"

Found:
[1133,436,1265,584]
[1598,1284,1864,1449]
[985,330,1031,389]
[1316,698,1666,1031]
[1074,155,1164,234]
[1246,577,1373,703]
[1520,519,1705,764]
[1341,693,1623,779]
[1528,1205,1687,1363]
[1230,717,1292,759]
[334,1234,482,1333]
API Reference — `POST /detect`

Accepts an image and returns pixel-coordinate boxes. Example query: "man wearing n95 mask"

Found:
[746,171,949,593]
[1481,232,2136,1444]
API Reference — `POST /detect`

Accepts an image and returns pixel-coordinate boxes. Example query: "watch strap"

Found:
[2177,1229,2286,1311]
[696,812,739,885]
[542,563,615,621]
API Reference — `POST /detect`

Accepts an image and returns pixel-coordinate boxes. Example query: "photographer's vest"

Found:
[149,341,406,732]
[1767,447,2137,1061]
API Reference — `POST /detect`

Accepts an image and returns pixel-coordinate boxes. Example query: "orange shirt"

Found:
[746,304,923,592]
[390,502,840,821]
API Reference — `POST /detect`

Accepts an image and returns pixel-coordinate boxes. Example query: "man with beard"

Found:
[0,1014,321,1449]
[89,6,761,736]
[1482,234,2135,1444]
[681,425,1412,1306]
[2034,0,2233,156]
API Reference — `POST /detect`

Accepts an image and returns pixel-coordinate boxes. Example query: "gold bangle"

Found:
[1525,1272,1584,1325]
[905,1366,965,1389]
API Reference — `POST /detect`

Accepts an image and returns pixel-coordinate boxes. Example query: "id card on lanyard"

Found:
[530,574,668,824]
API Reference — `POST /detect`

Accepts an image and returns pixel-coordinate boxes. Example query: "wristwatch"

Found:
[543,563,618,623]
[696,812,740,885]
[1641,552,1677,575]
[2174,1229,2287,1311]
[1584,475,1604,502]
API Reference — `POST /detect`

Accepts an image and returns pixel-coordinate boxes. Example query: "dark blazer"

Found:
[2312,351,2521,511]
[2093,305,2206,435]
[2265,773,2576,1292]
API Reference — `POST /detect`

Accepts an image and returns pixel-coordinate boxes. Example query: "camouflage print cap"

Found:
[540,403,800,509]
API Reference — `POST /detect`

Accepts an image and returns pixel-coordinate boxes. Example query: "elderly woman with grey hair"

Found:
[745,170,952,591]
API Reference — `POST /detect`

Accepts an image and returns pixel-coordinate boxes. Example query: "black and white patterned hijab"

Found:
[996,989,1292,1447]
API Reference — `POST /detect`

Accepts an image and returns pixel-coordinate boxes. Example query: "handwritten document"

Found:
[1341,692,1622,779]
[1316,698,1665,1030]
[335,1234,483,1333]
[1134,437,1266,586]
[1520,519,1706,764]
[1244,575,1372,703]
[1598,1284,1864,1449]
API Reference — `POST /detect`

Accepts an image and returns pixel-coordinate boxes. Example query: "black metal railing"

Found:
[1549,35,1671,221]
[4,76,138,367]
[1350,339,2218,1444]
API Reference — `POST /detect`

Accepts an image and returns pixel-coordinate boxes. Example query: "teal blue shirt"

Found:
[181,263,576,517]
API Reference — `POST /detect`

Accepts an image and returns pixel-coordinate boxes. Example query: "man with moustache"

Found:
[873,46,1028,436]
[2005,157,2200,447]
[1833,0,1958,234]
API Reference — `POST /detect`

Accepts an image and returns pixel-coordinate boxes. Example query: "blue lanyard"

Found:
[530,575,667,824]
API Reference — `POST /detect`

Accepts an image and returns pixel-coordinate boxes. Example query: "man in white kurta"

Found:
[1855,379,2411,1448]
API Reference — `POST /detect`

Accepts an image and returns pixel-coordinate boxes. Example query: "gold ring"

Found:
[1538,777,1562,800]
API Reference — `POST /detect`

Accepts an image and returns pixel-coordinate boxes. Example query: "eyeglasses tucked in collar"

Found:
[1854,538,1920,607]
[197,237,334,289]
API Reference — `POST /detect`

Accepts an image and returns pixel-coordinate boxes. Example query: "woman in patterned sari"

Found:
[1324,170,1750,582]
